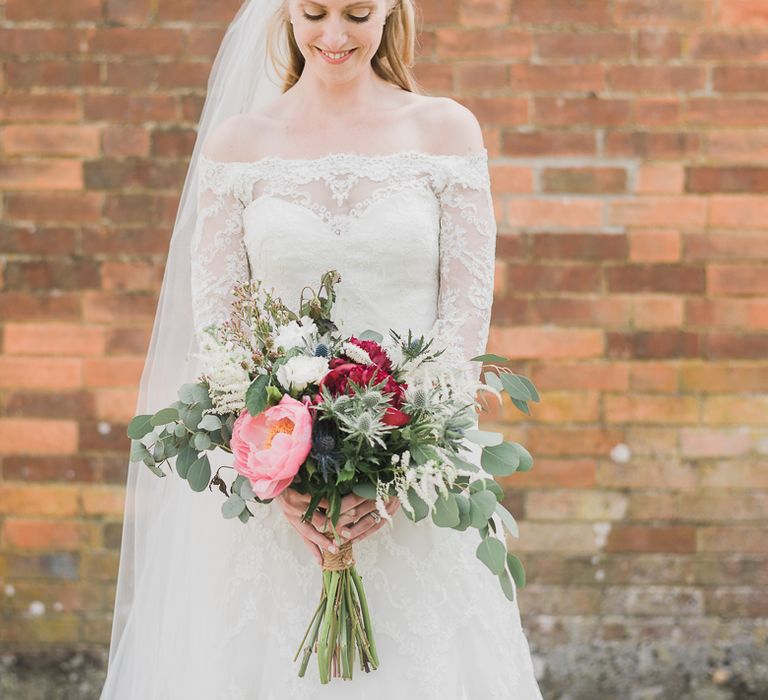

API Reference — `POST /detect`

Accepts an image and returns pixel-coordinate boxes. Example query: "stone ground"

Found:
[1,640,767,699]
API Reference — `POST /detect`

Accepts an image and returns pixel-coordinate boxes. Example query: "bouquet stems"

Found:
[294,541,378,683]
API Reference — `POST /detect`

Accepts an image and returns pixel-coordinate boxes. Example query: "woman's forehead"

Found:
[296,0,382,8]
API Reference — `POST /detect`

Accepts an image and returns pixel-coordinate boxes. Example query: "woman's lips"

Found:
[316,47,356,65]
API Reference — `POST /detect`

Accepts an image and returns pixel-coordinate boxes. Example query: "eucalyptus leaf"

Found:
[175,445,198,480]
[162,437,178,459]
[481,441,521,477]
[470,353,509,363]
[193,431,211,451]
[127,415,154,440]
[181,404,204,432]
[178,383,198,404]
[402,488,430,523]
[476,536,506,576]
[173,423,187,438]
[483,371,503,392]
[518,375,540,402]
[469,478,504,502]
[432,492,460,528]
[144,461,166,478]
[222,494,245,519]
[238,479,255,501]
[238,508,251,523]
[469,490,497,529]
[455,493,471,531]
[198,414,222,431]
[352,481,377,500]
[506,552,526,588]
[463,429,503,447]
[498,569,516,602]
[187,455,211,492]
[510,442,534,473]
[495,503,520,539]
[499,373,536,402]
[409,443,437,466]
[511,397,531,416]
[448,453,479,473]
[150,407,179,427]
[130,440,151,464]
[191,383,211,407]
[358,329,384,343]
[152,440,165,462]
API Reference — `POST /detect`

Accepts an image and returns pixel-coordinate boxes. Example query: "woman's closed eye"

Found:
[302,12,372,23]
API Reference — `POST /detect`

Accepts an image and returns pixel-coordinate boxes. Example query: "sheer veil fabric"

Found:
[100,0,283,692]
[100,1,544,698]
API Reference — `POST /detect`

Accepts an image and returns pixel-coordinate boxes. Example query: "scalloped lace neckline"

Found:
[199,148,488,167]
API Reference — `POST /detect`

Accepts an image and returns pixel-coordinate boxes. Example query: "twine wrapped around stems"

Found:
[322,541,355,571]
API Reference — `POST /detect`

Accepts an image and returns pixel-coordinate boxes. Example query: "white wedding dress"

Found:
[100,149,543,699]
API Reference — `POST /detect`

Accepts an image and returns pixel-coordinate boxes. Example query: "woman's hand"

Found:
[336,496,401,545]
[277,489,402,566]
[275,487,337,566]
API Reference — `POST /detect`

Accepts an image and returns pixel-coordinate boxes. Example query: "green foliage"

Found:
[480,441,521,476]
[432,492,460,527]
[468,490,497,528]
[476,536,506,576]
[245,373,270,416]
[495,503,519,539]
[187,455,211,492]
[127,415,154,440]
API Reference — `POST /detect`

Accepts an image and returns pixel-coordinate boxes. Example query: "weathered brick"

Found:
[2,125,100,156]
[3,324,106,357]
[0,419,79,455]
[2,519,87,550]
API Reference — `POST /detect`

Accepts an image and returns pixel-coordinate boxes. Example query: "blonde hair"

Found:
[267,0,420,93]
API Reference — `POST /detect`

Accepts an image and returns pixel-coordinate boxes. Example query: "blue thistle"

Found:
[310,420,344,483]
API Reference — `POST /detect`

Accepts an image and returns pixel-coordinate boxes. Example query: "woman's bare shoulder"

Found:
[200,112,274,162]
[410,95,485,156]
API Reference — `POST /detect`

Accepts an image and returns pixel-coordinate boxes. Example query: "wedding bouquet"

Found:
[127,269,540,684]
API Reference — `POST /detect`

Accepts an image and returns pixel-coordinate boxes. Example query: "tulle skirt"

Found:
[100,446,543,700]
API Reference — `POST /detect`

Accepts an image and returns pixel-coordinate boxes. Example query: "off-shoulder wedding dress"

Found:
[99,149,543,699]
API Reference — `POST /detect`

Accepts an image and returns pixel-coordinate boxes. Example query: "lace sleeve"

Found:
[190,158,250,344]
[433,153,498,374]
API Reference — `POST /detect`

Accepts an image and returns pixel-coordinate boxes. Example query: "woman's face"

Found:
[287,1,391,80]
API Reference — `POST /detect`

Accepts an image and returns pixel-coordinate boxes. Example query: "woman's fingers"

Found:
[339,493,368,514]
[336,501,376,529]
[300,537,323,566]
[295,520,337,554]
[344,498,400,544]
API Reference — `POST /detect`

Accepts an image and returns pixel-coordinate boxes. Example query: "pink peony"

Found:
[230,394,313,500]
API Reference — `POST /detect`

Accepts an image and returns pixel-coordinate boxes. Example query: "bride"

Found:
[99,0,544,698]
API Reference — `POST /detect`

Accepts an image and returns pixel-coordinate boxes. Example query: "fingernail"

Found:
[341,530,351,539]
[328,544,337,553]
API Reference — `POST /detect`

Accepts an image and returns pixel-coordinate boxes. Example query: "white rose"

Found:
[276,355,329,392]
[273,316,318,351]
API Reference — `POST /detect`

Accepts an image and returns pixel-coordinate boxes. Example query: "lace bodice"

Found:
[190,150,497,366]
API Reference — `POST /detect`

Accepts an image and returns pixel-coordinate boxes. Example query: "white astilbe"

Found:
[341,341,372,365]
[195,330,255,415]
[375,448,477,523]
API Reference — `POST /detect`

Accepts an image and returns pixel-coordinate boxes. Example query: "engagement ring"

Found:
[369,511,381,524]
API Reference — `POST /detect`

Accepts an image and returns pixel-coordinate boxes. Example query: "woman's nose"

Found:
[322,18,349,50]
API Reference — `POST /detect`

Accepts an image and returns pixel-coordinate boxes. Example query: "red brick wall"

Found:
[1,0,766,678]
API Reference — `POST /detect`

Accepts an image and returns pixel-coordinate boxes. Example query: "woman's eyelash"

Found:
[302,12,372,23]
